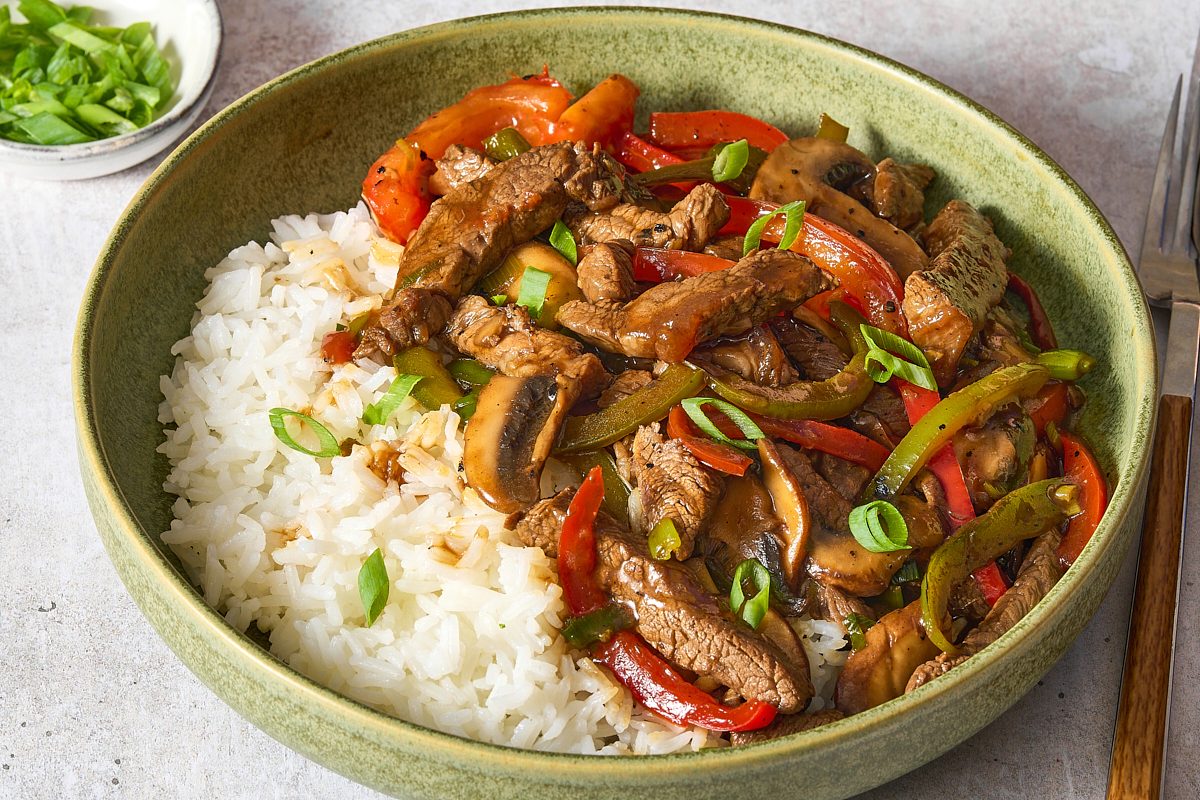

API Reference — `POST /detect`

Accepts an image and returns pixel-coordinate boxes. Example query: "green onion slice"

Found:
[730,558,771,630]
[549,219,577,265]
[362,374,423,426]
[491,294,508,306]
[845,612,875,650]
[679,397,765,451]
[860,324,937,390]
[647,518,682,561]
[268,408,341,458]
[516,266,552,321]
[561,603,633,647]
[358,547,390,627]
[711,138,750,183]
[743,200,805,257]
[848,500,911,553]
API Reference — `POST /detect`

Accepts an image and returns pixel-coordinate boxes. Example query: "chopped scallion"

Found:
[860,323,937,390]
[647,518,682,560]
[848,500,911,553]
[743,199,805,256]
[730,558,771,630]
[548,219,577,265]
[357,548,390,627]
[711,138,749,183]
[516,265,552,321]
[679,397,765,451]
[268,408,341,458]
[845,612,874,650]
[362,373,423,426]
[891,560,921,585]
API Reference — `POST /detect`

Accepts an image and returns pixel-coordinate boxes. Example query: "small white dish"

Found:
[0,0,222,181]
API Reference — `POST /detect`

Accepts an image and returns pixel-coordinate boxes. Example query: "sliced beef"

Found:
[730,709,844,746]
[814,581,875,634]
[511,491,813,712]
[906,528,1064,692]
[443,295,607,399]
[872,159,935,230]
[597,369,653,409]
[357,142,624,358]
[557,249,828,363]
[902,200,1009,385]
[629,423,725,560]
[814,452,870,501]
[576,239,637,303]
[698,326,797,389]
[565,183,729,250]
[428,144,495,194]
[772,318,847,381]
[704,234,748,261]
[845,384,911,447]
[357,288,453,358]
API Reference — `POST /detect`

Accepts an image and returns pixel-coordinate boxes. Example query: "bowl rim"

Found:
[0,0,223,161]
[73,3,1157,782]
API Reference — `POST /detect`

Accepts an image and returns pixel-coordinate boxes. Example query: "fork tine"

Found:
[1175,31,1200,255]
[1142,76,1182,269]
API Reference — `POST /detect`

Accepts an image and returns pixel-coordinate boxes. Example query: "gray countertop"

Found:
[2,0,1198,797]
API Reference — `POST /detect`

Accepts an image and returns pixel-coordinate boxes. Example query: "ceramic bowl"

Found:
[73,8,1156,799]
[0,0,222,181]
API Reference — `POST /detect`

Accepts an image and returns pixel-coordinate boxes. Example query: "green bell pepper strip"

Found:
[561,603,634,648]
[921,478,1081,654]
[865,363,1051,503]
[447,358,495,387]
[703,302,874,420]
[558,450,631,521]
[556,364,706,453]
[482,126,532,162]
[1034,349,1096,381]
[392,347,464,411]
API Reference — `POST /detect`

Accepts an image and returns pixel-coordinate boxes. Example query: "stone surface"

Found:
[0,0,1197,797]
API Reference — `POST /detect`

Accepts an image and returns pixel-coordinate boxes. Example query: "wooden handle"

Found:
[1107,393,1192,800]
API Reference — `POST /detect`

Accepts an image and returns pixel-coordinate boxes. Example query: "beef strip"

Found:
[902,200,1010,386]
[357,288,453,359]
[511,491,813,712]
[576,239,637,303]
[698,326,798,389]
[565,182,729,251]
[906,528,1064,692]
[557,249,829,363]
[730,709,844,746]
[443,295,607,400]
[872,159,935,230]
[704,234,748,261]
[845,384,911,447]
[597,369,653,409]
[814,452,871,501]
[428,144,495,194]
[629,423,725,560]
[772,317,847,381]
[357,142,624,358]
[814,581,875,634]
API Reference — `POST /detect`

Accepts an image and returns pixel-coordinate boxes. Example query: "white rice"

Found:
[157,203,845,754]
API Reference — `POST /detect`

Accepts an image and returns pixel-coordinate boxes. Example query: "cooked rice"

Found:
[157,203,844,754]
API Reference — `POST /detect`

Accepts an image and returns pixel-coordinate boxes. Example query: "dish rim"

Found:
[0,0,223,163]
[72,4,1157,780]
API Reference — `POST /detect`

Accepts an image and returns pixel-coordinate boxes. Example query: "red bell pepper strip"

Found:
[632,247,733,282]
[665,407,754,475]
[972,561,1011,606]
[648,110,789,152]
[558,467,609,616]
[320,330,356,365]
[1056,431,1108,567]
[593,631,778,731]
[406,68,574,159]
[1027,382,1070,437]
[720,195,908,336]
[1007,273,1058,350]
[549,74,640,146]
[612,131,684,173]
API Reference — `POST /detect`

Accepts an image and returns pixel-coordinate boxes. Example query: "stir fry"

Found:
[307,69,1107,741]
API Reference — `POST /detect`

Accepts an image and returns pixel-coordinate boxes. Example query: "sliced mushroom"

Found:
[463,373,566,513]
[758,438,811,588]
[834,600,940,715]
[750,137,929,278]
[805,527,908,597]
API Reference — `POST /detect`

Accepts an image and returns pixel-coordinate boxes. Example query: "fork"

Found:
[1106,60,1200,799]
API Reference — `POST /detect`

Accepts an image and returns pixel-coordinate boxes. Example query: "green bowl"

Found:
[74,7,1155,799]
